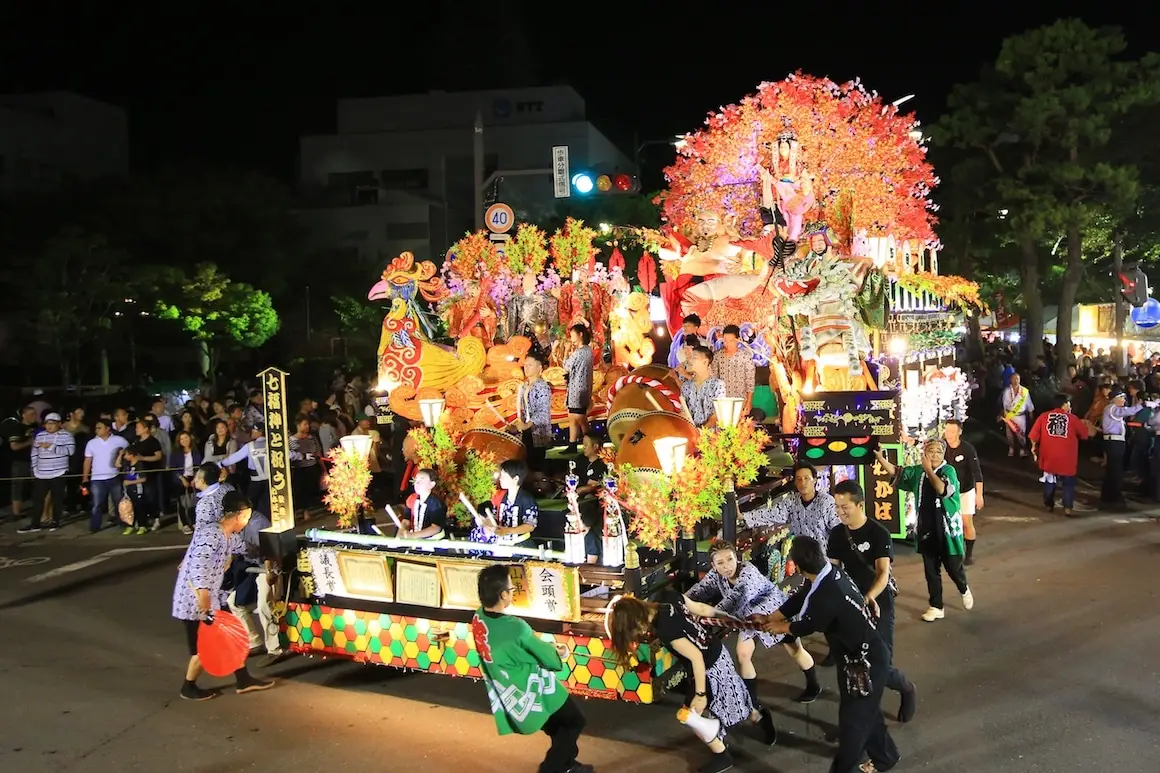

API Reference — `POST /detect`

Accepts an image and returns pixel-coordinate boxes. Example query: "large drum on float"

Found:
[454,427,526,467]
[607,365,684,448]
[614,411,699,478]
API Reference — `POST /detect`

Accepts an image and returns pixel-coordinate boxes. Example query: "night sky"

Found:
[2,2,1156,180]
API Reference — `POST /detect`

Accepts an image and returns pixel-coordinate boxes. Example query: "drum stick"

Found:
[384,505,405,531]
[458,492,496,529]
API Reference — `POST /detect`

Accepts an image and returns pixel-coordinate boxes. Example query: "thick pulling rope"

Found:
[607,375,683,413]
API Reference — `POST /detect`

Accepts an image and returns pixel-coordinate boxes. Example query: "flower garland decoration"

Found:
[895,272,986,312]
[505,224,550,276]
[697,420,772,488]
[662,73,937,241]
[550,217,598,278]
[322,446,373,529]
[408,418,499,528]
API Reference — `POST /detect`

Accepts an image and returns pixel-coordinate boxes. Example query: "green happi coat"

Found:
[470,608,569,736]
[899,462,964,556]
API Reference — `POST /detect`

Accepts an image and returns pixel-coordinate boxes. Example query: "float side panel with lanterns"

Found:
[277,535,683,703]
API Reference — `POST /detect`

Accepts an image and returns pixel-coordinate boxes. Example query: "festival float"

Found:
[264,74,985,700]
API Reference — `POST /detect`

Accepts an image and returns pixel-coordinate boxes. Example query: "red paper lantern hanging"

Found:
[608,247,626,272]
[637,252,657,295]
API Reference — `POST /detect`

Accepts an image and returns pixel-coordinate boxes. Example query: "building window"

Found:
[386,222,430,240]
[380,168,429,191]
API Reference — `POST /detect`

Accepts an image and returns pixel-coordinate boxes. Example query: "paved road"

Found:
[2,463,1159,773]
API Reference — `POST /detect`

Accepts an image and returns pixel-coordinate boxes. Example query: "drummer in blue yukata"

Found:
[470,459,538,546]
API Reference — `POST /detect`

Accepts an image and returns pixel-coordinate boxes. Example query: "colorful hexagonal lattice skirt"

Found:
[282,603,677,703]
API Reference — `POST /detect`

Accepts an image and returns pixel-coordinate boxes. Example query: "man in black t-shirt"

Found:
[576,434,607,564]
[123,419,164,533]
[829,480,917,723]
[943,420,983,565]
[5,406,38,520]
[757,536,900,773]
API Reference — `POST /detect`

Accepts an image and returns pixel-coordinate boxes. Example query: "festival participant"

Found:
[608,591,777,773]
[471,565,593,773]
[744,462,840,548]
[687,540,821,705]
[575,433,608,564]
[711,325,756,416]
[220,422,270,515]
[398,468,447,539]
[1028,393,1089,516]
[563,324,594,454]
[516,351,553,473]
[1100,387,1137,508]
[193,462,234,528]
[673,314,707,377]
[942,419,984,565]
[470,459,538,546]
[680,346,726,428]
[289,414,322,522]
[172,490,274,701]
[755,537,900,773]
[1000,373,1034,457]
[875,441,973,623]
[828,481,917,723]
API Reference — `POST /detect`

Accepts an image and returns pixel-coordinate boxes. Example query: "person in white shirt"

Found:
[82,418,130,533]
[221,423,270,514]
[19,413,75,533]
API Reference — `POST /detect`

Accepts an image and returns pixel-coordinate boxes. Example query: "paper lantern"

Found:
[197,610,250,676]
[1131,297,1160,329]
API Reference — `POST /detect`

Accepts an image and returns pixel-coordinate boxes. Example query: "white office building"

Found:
[0,92,129,195]
[297,86,633,267]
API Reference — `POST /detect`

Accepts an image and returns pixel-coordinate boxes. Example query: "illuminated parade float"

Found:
[261,74,982,700]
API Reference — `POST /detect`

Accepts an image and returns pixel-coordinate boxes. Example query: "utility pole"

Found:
[1113,231,1126,376]
[473,111,485,231]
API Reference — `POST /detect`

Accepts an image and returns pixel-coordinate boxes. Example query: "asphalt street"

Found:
[2,456,1159,773]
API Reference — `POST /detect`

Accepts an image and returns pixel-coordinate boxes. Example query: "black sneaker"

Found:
[180,683,218,701]
[236,675,275,694]
[16,526,41,534]
[699,751,734,773]
[796,682,822,704]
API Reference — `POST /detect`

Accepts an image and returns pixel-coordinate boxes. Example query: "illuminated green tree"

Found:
[156,262,280,378]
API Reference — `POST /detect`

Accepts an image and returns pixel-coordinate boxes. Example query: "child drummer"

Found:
[397,468,448,539]
[470,459,539,546]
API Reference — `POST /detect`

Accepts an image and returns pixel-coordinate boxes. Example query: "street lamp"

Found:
[418,398,446,428]
[713,397,745,542]
[653,437,688,476]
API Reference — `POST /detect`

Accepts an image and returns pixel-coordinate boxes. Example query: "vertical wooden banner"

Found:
[260,366,296,532]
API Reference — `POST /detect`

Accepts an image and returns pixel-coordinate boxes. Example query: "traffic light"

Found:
[570,171,639,196]
[1119,265,1149,307]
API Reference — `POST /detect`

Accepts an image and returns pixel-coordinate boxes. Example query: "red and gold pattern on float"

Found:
[281,602,676,703]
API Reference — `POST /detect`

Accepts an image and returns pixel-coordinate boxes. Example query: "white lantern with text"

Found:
[418,398,446,428]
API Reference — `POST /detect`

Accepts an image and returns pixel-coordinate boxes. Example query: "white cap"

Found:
[43,412,62,422]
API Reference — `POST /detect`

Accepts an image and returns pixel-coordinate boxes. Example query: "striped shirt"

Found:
[31,429,76,479]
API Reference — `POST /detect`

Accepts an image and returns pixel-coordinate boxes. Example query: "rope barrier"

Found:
[0,463,261,484]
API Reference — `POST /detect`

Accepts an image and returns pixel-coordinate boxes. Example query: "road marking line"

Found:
[24,544,187,584]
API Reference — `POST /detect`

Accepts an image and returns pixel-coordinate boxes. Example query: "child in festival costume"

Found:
[687,540,822,704]
[608,592,777,773]
[470,459,538,545]
[471,564,593,773]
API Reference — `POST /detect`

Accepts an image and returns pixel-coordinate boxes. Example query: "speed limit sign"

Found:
[485,203,514,234]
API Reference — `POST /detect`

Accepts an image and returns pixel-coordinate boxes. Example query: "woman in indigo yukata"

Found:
[172,490,274,701]
[609,589,777,773]
[688,540,822,705]
[469,459,539,546]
